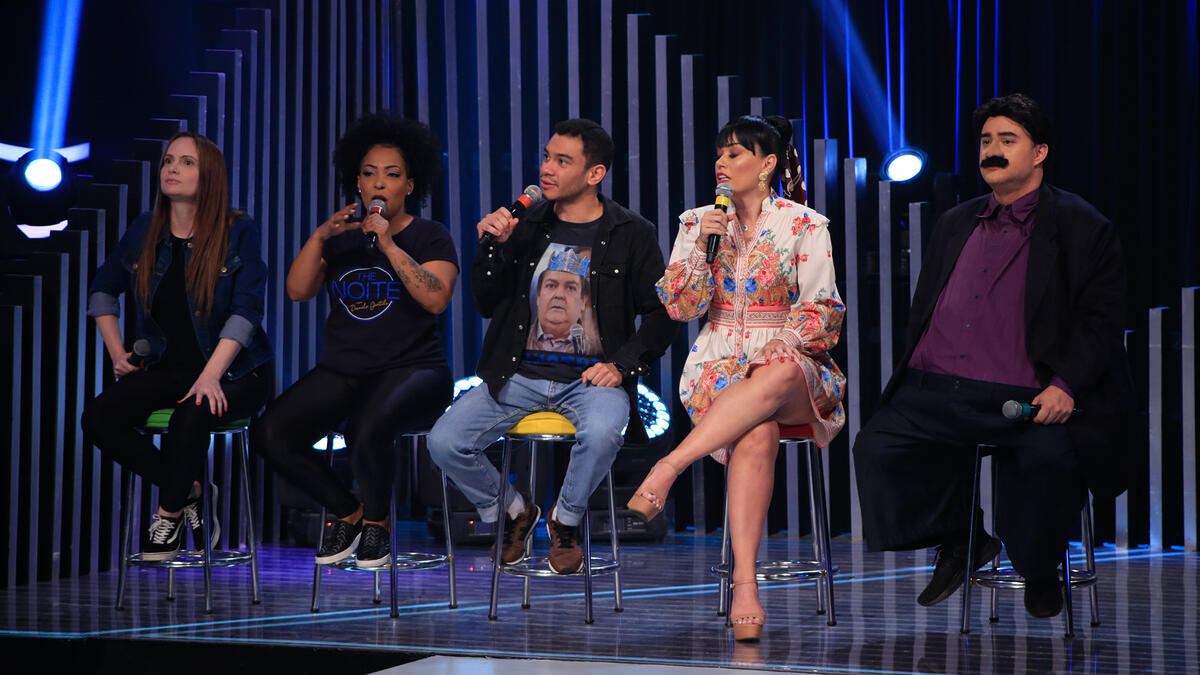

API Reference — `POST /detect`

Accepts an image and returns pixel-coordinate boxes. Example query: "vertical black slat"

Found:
[1,306,21,588]
[566,0,580,118]
[440,0,465,378]
[624,14,651,215]
[843,157,866,540]
[536,0,550,144]
[4,275,42,584]
[185,72,225,151]
[507,0,524,199]
[166,94,207,139]
[653,34,680,404]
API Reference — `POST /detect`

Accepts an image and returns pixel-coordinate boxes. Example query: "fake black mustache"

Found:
[980,156,1008,169]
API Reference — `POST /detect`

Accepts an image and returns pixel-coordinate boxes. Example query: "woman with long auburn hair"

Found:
[81,131,273,561]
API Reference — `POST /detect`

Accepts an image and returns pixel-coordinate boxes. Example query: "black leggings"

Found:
[80,365,271,512]
[250,363,452,522]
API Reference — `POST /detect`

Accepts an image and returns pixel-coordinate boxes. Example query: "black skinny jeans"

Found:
[81,365,271,512]
[250,363,452,522]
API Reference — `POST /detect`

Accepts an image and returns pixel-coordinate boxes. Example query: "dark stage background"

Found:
[1,0,1196,587]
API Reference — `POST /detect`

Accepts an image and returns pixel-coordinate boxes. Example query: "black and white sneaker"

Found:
[355,523,392,569]
[315,517,362,565]
[182,483,220,553]
[143,513,184,561]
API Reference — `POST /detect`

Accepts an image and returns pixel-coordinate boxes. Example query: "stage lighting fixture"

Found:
[7,149,77,235]
[881,147,926,182]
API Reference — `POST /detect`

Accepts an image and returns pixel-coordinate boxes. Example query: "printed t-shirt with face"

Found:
[319,217,459,375]
[517,215,603,383]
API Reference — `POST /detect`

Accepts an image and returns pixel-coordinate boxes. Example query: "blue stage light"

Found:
[24,157,63,191]
[312,433,347,452]
[881,147,926,182]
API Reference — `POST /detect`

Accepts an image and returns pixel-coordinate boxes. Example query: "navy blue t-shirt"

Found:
[319,217,459,375]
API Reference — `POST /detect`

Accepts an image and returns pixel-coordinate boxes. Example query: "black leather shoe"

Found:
[917,534,1002,606]
[1024,576,1064,618]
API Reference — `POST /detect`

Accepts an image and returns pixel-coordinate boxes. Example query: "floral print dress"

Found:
[656,193,847,462]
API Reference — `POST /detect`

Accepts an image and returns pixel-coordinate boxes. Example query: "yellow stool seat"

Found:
[143,407,251,432]
[507,412,576,436]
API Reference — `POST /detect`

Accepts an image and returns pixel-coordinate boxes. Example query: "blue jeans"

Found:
[427,373,630,527]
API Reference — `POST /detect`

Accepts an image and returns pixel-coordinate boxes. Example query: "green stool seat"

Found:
[142,407,251,431]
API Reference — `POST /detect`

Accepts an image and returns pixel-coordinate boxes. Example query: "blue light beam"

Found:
[31,0,84,160]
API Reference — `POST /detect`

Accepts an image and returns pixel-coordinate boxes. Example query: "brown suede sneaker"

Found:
[492,496,540,565]
[546,516,583,574]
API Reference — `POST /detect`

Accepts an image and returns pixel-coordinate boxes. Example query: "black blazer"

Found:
[881,183,1137,498]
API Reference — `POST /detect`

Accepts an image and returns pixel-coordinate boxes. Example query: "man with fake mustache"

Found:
[853,94,1136,619]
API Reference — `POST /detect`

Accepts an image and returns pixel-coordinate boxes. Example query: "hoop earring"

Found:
[758,172,769,192]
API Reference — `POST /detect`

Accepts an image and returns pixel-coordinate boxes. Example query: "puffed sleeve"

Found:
[655,206,717,321]
[773,216,845,356]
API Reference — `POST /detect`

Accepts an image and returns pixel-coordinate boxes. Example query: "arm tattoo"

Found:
[393,252,445,293]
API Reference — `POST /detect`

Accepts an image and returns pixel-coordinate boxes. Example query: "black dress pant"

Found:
[249,363,452,522]
[81,365,271,512]
[853,369,1086,580]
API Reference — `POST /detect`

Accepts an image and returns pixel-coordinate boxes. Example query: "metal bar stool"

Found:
[961,443,1099,638]
[311,430,457,617]
[488,412,622,624]
[116,408,260,614]
[713,423,837,627]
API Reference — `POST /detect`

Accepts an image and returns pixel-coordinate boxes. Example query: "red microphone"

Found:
[365,199,386,249]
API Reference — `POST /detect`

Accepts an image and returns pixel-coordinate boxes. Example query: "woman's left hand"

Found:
[755,338,800,363]
[362,213,396,252]
[180,373,229,416]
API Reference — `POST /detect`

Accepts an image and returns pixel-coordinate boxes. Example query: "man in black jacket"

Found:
[428,119,676,574]
[853,94,1134,618]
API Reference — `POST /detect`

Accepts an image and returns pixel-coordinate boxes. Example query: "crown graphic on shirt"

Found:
[547,248,590,277]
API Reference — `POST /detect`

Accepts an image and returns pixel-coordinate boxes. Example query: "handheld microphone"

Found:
[1002,400,1081,420]
[708,181,733,264]
[365,199,386,249]
[127,339,151,368]
[480,185,544,246]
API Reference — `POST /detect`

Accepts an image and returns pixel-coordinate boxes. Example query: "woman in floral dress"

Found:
[627,115,846,641]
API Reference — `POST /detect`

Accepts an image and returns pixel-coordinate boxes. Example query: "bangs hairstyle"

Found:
[716,115,793,184]
[972,93,1053,149]
[552,118,614,171]
[333,113,441,206]
[137,131,236,316]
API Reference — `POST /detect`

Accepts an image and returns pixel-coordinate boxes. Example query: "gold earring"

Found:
[758,172,769,192]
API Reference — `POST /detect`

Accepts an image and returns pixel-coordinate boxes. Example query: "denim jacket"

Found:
[86,212,273,380]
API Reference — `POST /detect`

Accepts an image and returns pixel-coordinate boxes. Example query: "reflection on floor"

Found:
[1,521,1196,674]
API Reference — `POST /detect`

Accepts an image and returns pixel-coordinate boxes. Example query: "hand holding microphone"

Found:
[479,185,543,246]
[114,339,150,377]
[363,199,387,249]
[706,181,734,264]
[1002,394,1078,424]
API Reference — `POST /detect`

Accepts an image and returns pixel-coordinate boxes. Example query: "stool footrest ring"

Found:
[501,556,620,578]
[127,550,252,569]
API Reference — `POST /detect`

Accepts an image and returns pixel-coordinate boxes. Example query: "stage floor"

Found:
[1,522,1196,674]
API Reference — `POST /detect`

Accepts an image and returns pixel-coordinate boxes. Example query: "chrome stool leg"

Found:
[961,445,985,634]
[115,471,134,609]
[389,478,399,618]
[1062,546,1075,638]
[441,468,458,608]
[606,469,622,612]
[809,441,836,626]
[311,432,334,613]
[1083,501,1100,626]
[522,441,538,609]
[804,442,825,615]
[583,500,594,624]
[201,445,214,614]
[237,429,261,604]
[719,461,731,621]
[488,439,513,621]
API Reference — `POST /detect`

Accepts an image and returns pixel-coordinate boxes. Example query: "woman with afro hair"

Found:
[251,114,458,568]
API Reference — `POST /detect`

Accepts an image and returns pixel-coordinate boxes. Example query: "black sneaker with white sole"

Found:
[182,483,220,553]
[315,518,362,565]
[355,523,392,569]
[142,513,184,561]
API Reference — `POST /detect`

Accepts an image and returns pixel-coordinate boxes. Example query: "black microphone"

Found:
[364,199,386,249]
[569,323,584,355]
[480,185,544,246]
[127,339,151,368]
[1002,400,1081,420]
[708,181,733,264]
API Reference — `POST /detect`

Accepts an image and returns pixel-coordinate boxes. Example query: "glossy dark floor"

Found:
[1,522,1196,674]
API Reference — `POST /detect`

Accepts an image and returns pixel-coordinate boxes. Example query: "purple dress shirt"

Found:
[909,188,1072,395]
